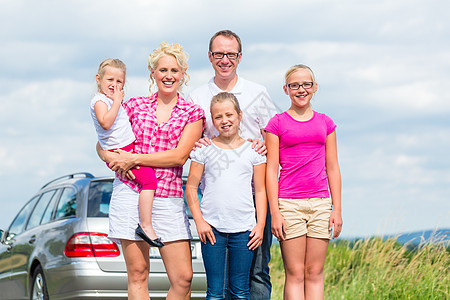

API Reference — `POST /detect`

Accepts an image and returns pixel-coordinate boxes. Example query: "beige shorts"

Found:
[279,197,332,240]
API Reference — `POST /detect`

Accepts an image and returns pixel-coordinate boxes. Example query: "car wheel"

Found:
[30,265,49,300]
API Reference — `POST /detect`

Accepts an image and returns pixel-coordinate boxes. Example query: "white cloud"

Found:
[1,0,449,236]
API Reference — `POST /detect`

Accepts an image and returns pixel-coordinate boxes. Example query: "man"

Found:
[188,29,277,299]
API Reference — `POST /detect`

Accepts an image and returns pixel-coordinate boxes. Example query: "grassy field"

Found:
[269,237,449,299]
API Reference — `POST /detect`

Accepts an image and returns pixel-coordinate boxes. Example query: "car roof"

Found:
[38,173,114,193]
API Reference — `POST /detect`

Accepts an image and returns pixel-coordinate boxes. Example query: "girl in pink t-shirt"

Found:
[265,64,342,299]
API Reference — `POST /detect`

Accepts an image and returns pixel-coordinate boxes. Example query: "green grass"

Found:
[269,238,449,299]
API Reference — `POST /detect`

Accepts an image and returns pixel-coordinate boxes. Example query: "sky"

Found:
[0,0,449,238]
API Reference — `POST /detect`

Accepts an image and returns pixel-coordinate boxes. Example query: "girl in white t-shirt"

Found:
[90,58,163,248]
[186,92,267,299]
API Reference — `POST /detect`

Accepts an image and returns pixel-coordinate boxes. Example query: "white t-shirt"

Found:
[90,93,135,150]
[187,76,278,140]
[189,141,266,233]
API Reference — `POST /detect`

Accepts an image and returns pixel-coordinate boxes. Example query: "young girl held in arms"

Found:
[186,92,267,299]
[90,58,163,248]
[265,65,343,299]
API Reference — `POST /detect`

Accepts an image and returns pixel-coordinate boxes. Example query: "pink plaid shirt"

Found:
[120,93,205,198]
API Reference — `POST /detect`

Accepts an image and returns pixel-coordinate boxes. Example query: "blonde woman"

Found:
[97,42,204,299]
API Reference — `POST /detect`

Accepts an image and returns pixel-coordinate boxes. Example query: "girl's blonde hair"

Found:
[148,42,190,92]
[285,64,316,85]
[210,92,242,114]
[96,58,126,93]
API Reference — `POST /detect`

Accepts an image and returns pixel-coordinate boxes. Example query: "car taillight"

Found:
[65,232,120,257]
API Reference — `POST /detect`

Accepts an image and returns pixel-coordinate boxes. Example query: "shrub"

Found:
[269,238,449,299]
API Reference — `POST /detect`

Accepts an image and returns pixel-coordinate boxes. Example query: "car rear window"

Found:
[88,180,113,217]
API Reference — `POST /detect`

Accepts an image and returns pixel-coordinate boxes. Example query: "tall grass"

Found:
[269,238,449,299]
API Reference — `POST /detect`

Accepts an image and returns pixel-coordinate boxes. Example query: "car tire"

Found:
[30,265,49,300]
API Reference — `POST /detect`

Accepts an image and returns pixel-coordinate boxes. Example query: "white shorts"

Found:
[108,178,192,244]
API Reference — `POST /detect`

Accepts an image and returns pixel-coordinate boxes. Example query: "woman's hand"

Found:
[248,224,264,250]
[195,219,215,245]
[109,149,138,178]
[329,209,343,239]
[271,211,286,241]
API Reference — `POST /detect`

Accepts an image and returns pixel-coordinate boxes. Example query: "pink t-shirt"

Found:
[265,111,336,199]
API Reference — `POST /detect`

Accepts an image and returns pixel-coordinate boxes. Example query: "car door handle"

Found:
[29,235,37,244]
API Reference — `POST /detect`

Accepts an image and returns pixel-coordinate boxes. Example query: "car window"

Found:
[55,188,77,219]
[26,190,56,230]
[87,180,113,217]
[8,196,38,237]
[40,189,60,224]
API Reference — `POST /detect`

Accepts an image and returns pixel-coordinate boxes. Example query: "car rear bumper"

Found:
[46,261,206,299]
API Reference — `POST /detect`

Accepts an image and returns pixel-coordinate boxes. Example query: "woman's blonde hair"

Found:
[148,42,190,92]
[96,58,126,93]
[210,92,242,114]
[285,64,316,85]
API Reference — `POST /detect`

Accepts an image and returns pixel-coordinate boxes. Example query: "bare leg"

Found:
[280,235,307,300]
[121,240,150,300]
[138,190,158,240]
[304,237,328,300]
[159,240,193,300]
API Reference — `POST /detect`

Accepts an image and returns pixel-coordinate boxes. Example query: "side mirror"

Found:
[0,229,4,243]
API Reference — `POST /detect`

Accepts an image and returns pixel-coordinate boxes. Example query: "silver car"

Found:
[0,172,206,299]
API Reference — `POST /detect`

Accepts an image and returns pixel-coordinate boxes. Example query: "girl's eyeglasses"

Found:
[286,82,314,90]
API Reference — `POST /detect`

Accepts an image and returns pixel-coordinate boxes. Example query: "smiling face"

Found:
[211,99,242,139]
[151,55,184,95]
[96,66,125,99]
[284,68,317,109]
[209,35,242,82]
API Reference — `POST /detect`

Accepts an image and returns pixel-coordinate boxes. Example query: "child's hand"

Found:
[112,84,124,104]
[271,212,286,241]
[196,219,215,245]
[247,225,264,250]
[329,209,343,239]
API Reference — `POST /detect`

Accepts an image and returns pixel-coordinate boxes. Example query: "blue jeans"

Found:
[224,201,273,300]
[249,205,272,299]
[201,228,254,299]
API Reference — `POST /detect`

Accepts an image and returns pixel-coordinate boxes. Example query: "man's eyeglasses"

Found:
[210,51,241,60]
[286,82,314,90]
